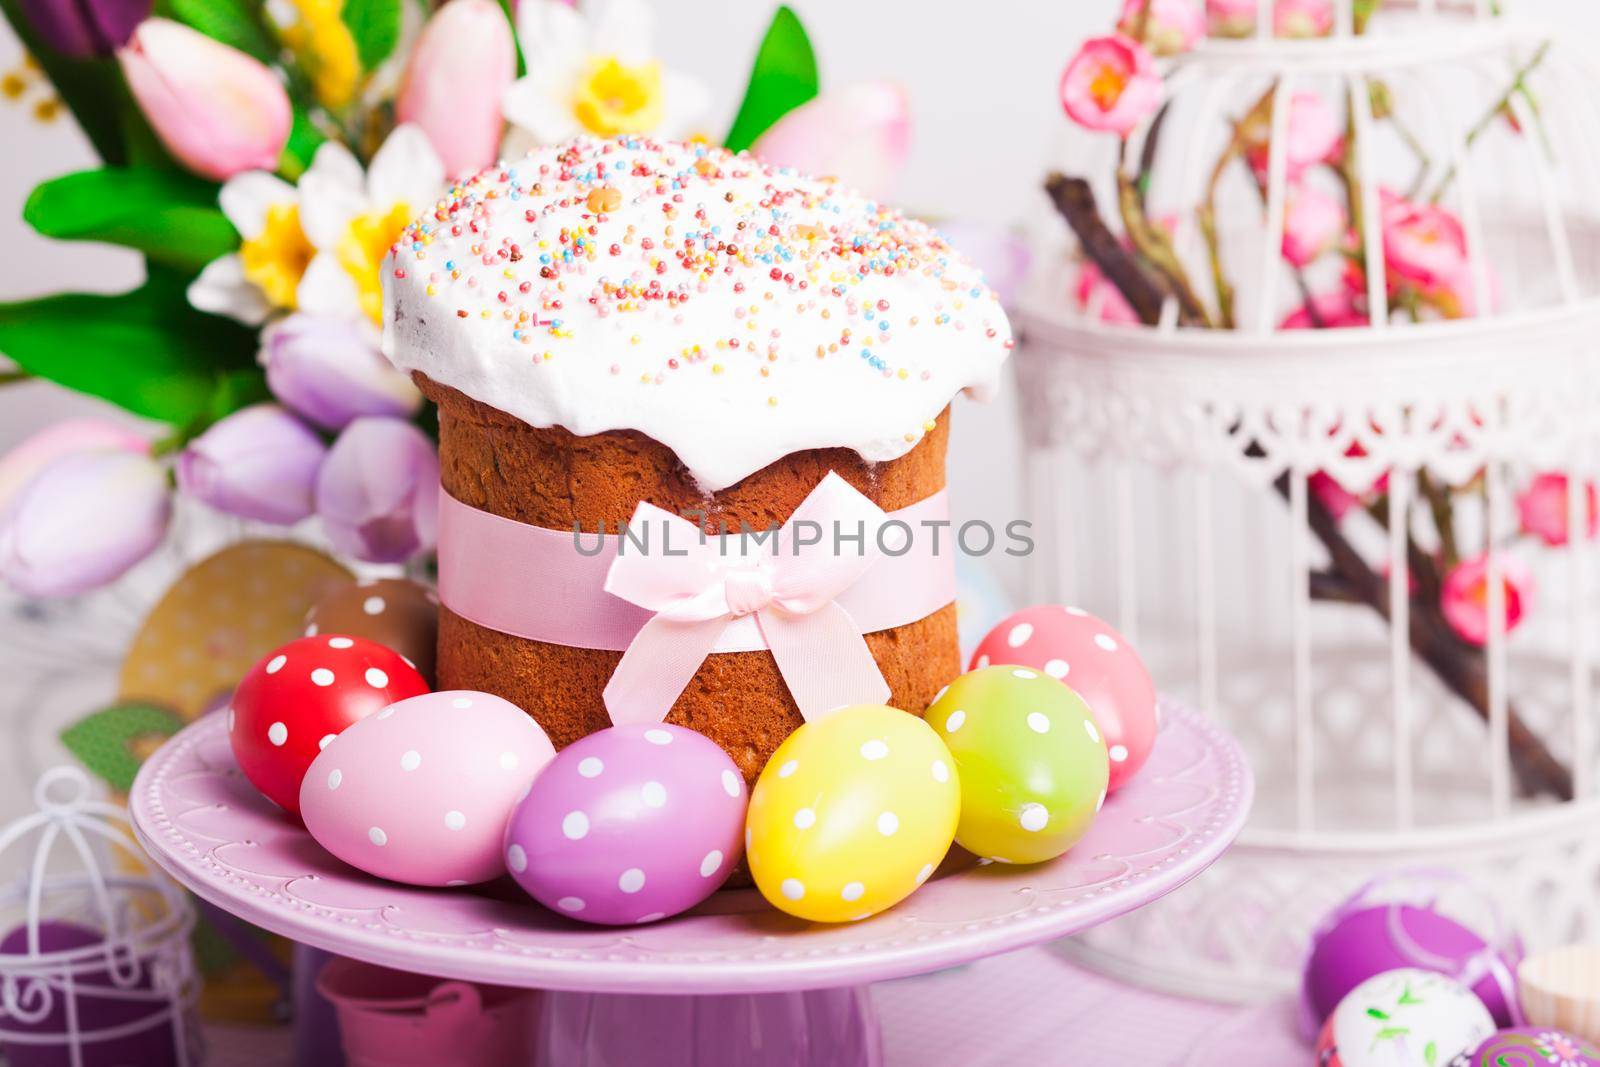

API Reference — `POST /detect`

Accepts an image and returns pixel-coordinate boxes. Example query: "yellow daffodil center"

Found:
[571,56,664,137]
[1088,62,1129,110]
[337,201,414,324]
[279,0,360,111]
[240,202,314,310]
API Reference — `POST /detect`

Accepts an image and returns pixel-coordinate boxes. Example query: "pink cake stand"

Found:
[130,700,1250,1066]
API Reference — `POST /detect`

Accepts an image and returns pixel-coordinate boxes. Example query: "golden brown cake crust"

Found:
[420,373,961,786]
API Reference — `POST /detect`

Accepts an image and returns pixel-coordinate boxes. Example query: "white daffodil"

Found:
[188,123,445,328]
[188,171,312,326]
[502,0,710,147]
[296,124,445,325]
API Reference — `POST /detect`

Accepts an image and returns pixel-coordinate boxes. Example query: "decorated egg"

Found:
[928,665,1109,864]
[1305,903,1519,1031]
[301,691,555,886]
[305,577,439,685]
[971,605,1157,791]
[746,704,958,923]
[503,724,746,925]
[229,635,430,815]
[1451,1028,1600,1066]
[1315,968,1495,1067]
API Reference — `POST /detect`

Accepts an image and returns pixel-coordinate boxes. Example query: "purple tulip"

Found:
[0,450,171,598]
[16,0,149,57]
[176,404,327,524]
[315,418,440,563]
[262,314,422,431]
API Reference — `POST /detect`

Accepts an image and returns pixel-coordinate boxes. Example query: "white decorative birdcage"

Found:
[0,767,199,1066]
[1018,0,1600,1001]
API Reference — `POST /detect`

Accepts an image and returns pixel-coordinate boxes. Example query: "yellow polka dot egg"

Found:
[746,704,959,923]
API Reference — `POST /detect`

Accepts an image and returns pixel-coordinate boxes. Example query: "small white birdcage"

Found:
[1019,0,1600,1000]
[0,767,199,1066]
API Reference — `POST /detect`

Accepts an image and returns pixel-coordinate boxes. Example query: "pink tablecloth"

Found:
[205,950,1307,1067]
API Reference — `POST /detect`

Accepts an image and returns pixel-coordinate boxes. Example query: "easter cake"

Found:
[383,136,1012,784]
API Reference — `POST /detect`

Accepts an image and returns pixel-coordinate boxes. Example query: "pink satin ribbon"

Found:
[436,475,957,725]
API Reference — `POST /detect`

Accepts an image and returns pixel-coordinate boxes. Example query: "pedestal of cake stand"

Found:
[130,700,1251,1067]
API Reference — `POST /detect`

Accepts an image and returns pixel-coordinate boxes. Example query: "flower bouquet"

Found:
[1046,0,1578,799]
[0,0,913,594]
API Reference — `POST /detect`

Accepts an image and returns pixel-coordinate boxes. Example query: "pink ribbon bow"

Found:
[602,473,893,725]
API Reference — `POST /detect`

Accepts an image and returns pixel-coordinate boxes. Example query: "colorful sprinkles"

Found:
[384,137,1012,480]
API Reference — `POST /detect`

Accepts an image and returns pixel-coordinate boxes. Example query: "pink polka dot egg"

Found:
[502,724,747,926]
[971,605,1158,791]
[300,691,555,887]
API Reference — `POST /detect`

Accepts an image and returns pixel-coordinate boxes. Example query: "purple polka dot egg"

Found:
[503,724,747,925]
[300,691,555,887]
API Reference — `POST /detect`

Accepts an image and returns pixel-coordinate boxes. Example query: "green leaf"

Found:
[25,167,239,273]
[0,273,266,425]
[169,0,278,61]
[343,0,402,70]
[494,0,525,78]
[723,5,819,153]
[0,0,126,163]
[280,107,328,181]
[60,703,185,793]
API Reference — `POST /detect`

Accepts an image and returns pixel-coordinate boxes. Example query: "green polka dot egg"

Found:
[746,704,959,923]
[928,665,1109,864]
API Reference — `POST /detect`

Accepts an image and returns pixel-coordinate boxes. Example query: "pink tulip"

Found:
[1279,290,1368,330]
[1060,35,1163,137]
[397,0,515,178]
[1516,472,1599,547]
[1117,0,1205,56]
[751,83,912,202]
[0,419,149,517]
[0,450,171,598]
[176,404,328,524]
[315,418,439,563]
[1282,184,1346,268]
[1441,553,1533,647]
[1074,260,1140,325]
[118,18,291,181]
[1207,0,1257,37]
[1246,91,1341,180]
[1275,0,1335,37]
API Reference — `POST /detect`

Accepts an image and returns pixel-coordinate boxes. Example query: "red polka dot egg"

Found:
[300,691,556,886]
[971,605,1157,791]
[228,634,429,815]
[502,724,747,926]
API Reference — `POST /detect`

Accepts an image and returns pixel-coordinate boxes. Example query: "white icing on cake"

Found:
[382,136,1012,491]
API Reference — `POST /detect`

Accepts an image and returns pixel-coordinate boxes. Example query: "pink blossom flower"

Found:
[1206,0,1256,37]
[1282,184,1346,267]
[117,18,291,180]
[1245,91,1342,181]
[1275,0,1334,37]
[752,83,912,202]
[1379,190,1489,318]
[1279,290,1368,330]
[1117,0,1205,56]
[1310,472,1359,521]
[397,0,516,178]
[1516,472,1599,547]
[1075,260,1141,325]
[1060,35,1163,137]
[1441,553,1533,646]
